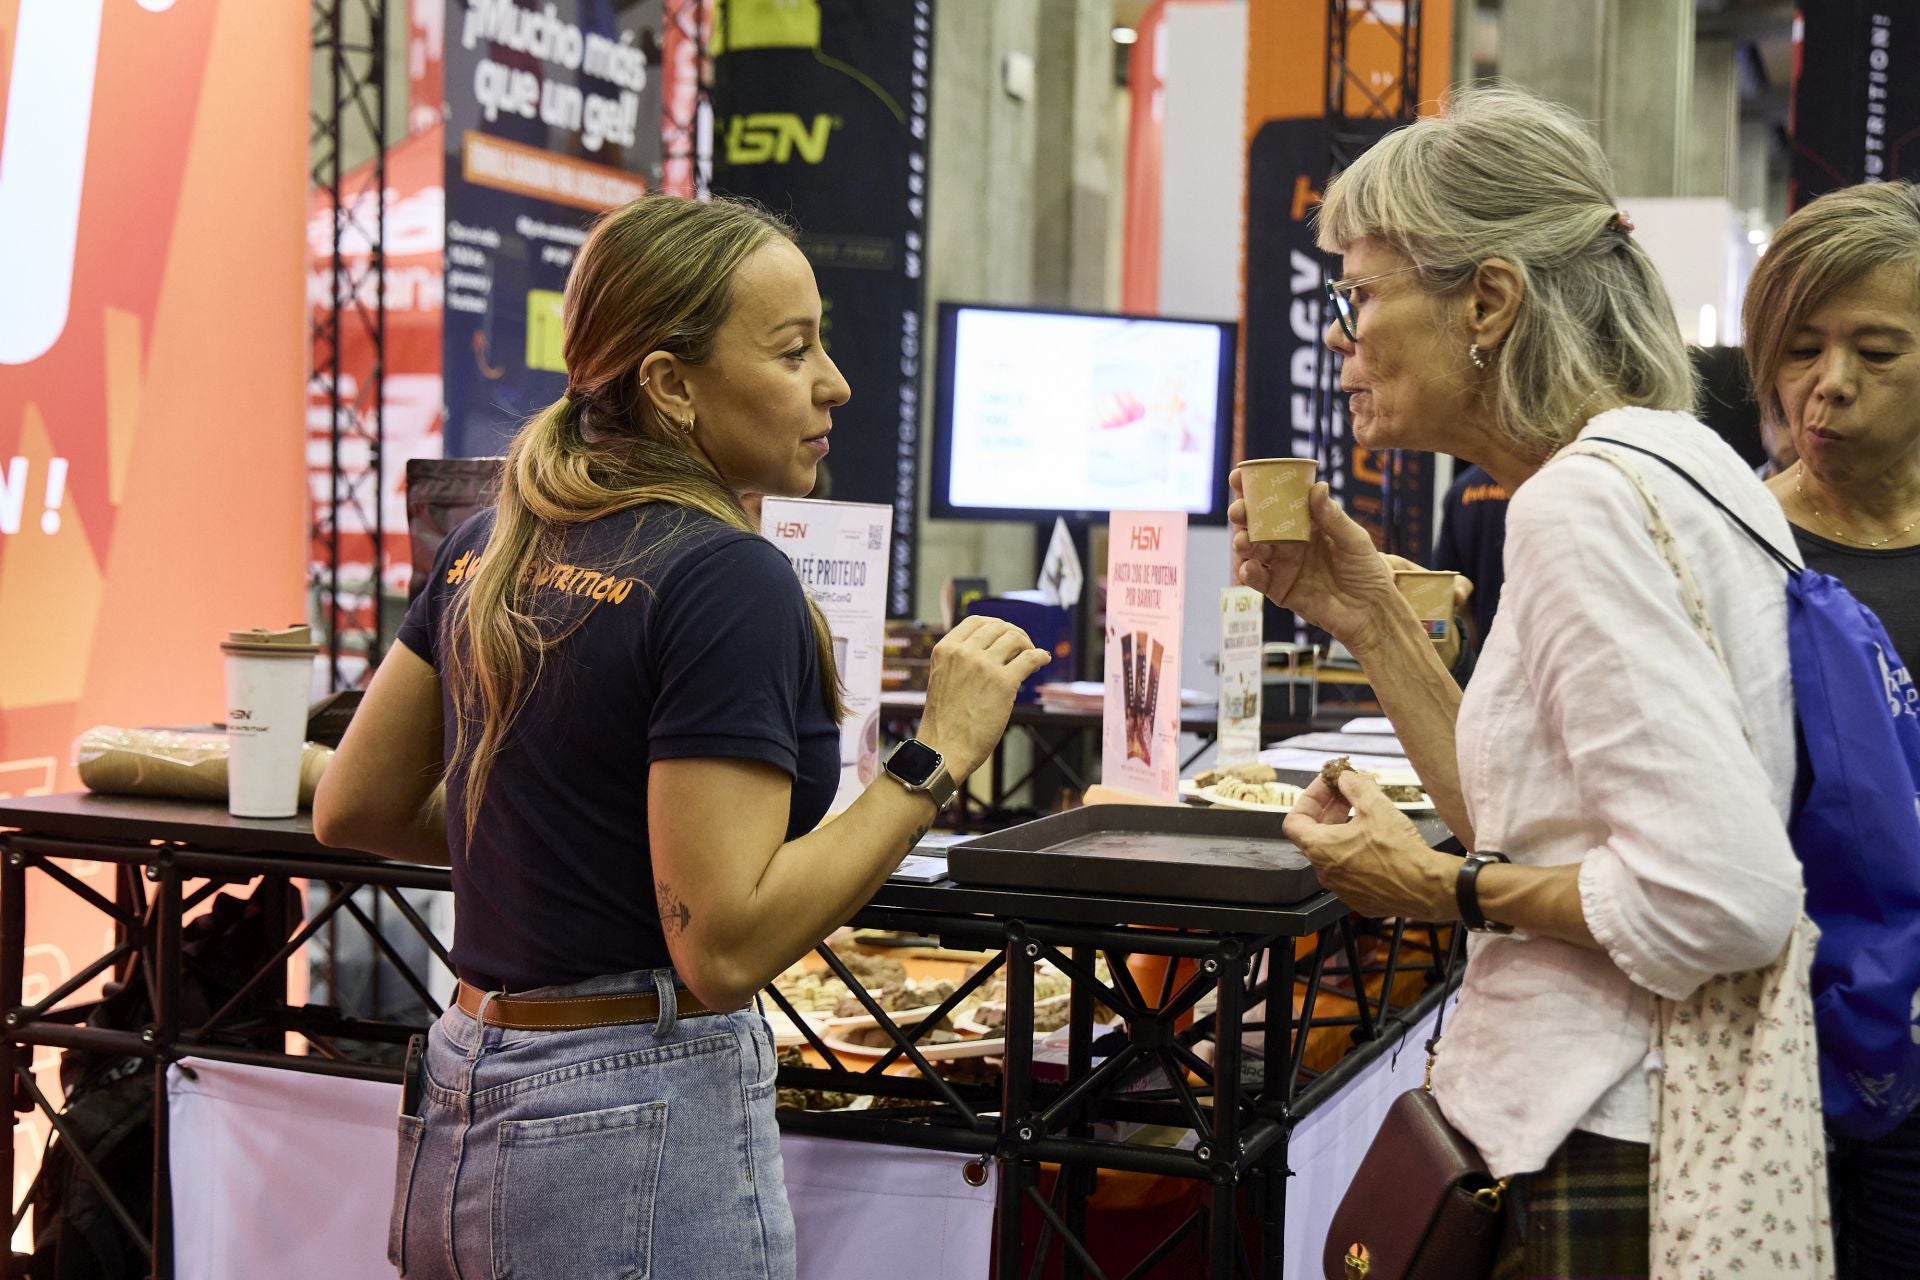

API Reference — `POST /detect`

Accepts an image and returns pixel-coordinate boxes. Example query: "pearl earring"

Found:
[1469,343,1490,370]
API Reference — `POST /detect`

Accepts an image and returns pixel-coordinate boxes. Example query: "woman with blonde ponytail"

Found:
[315,195,1048,1280]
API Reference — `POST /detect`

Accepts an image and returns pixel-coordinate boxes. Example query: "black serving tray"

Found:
[947,805,1320,906]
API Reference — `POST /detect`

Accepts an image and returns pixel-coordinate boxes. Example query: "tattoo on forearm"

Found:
[656,881,691,938]
[905,823,930,857]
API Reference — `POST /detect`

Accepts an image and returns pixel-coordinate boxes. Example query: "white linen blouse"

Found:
[1430,407,1803,1180]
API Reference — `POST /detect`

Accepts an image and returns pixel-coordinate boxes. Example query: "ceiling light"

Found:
[1113,26,1139,44]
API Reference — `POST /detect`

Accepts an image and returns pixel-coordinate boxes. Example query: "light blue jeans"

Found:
[388,968,796,1279]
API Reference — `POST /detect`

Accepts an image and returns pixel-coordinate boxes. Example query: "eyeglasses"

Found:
[1325,265,1424,343]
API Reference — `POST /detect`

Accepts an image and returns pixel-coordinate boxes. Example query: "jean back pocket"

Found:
[491,1100,670,1280]
[389,1113,426,1272]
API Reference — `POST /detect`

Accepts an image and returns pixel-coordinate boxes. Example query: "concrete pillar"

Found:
[1499,0,1695,197]
[916,0,1048,623]
[1499,0,1608,127]
[1033,0,1116,309]
[1736,118,1776,227]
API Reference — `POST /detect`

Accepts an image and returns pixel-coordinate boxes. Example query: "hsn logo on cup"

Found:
[725,114,838,165]
[227,708,267,735]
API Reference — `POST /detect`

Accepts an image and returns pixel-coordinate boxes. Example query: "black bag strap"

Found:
[1579,437,1802,576]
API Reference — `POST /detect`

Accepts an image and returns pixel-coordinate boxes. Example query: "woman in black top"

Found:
[313,196,1048,1280]
[1743,179,1920,1279]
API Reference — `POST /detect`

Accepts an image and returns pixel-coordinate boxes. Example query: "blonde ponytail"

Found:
[442,197,846,837]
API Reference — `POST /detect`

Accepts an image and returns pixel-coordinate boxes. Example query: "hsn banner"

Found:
[708,0,934,617]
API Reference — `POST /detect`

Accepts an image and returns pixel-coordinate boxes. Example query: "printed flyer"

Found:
[1217,586,1265,765]
[1102,511,1188,800]
[761,496,892,811]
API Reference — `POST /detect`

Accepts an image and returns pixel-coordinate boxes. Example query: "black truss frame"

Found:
[0,806,1460,1280]
[309,0,389,690]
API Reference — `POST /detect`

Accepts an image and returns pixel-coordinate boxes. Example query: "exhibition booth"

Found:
[0,0,1900,1277]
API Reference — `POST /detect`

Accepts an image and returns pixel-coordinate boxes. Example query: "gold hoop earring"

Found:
[680,415,695,433]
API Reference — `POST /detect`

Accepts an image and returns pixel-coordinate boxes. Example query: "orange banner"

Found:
[0,0,310,1241]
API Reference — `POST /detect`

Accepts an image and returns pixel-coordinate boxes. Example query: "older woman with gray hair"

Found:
[1230,87,1826,1277]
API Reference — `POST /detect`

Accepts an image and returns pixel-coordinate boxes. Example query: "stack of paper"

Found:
[1036,681,1107,713]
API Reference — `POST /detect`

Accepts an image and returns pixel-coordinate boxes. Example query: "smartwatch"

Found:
[883,739,958,810]
[1456,851,1514,934]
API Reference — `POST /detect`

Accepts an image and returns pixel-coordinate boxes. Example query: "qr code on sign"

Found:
[868,524,883,551]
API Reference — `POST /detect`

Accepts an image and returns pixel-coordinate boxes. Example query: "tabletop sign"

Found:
[761,497,893,813]
[1102,511,1188,801]
[1217,587,1265,766]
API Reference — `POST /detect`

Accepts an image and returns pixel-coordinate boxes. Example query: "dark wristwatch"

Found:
[1456,851,1514,934]
[883,739,957,810]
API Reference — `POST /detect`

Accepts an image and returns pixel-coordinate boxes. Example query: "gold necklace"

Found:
[1795,469,1920,549]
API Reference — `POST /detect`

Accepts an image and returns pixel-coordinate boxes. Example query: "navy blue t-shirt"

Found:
[1431,464,1511,642]
[395,504,841,991]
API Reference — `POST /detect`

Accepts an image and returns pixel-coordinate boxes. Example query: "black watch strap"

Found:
[1456,851,1514,934]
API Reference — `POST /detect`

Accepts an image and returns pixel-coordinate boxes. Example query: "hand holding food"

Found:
[1283,771,1455,920]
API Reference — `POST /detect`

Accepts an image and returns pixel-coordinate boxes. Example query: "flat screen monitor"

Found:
[929,302,1237,524]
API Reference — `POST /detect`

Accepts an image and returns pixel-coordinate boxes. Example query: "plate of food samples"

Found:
[1180,758,1436,813]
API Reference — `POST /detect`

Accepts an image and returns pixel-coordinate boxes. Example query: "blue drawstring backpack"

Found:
[1591,439,1920,1140]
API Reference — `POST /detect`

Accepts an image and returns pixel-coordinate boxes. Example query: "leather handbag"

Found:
[1322,970,1507,1279]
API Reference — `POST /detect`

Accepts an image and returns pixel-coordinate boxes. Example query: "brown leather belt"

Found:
[455,979,722,1031]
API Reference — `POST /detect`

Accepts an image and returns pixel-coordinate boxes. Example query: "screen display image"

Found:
[932,304,1236,522]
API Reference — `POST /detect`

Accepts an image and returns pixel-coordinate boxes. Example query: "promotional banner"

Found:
[709,0,934,617]
[1217,586,1264,765]
[761,496,892,812]
[0,0,310,1242]
[1789,1,1920,208]
[442,0,666,456]
[1102,512,1187,801]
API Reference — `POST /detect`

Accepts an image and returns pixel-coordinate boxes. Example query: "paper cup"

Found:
[1240,459,1319,542]
[222,625,319,818]
[1393,570,1456,644]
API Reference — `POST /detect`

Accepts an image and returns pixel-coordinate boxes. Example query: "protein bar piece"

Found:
[1319,756,1358,790]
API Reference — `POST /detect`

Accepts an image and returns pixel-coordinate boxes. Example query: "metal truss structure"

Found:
[1312,0,1429,556]
[310,0,389,689]
[0,796,1460,1280]
[660,0,713,199]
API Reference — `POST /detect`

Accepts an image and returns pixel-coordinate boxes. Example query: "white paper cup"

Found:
[1393,570,1457,644]
[1240,459,1320,542]
[222,626,319,818]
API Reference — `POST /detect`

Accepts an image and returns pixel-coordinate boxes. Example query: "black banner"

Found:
[1790,1,1920,209]
[1243,117,1434,564]
[442,0,666,457]
[709,0,933,617]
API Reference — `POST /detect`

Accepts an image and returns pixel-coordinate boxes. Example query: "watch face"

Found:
[886,739,943,787]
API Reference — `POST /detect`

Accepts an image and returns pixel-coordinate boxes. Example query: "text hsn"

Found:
[1129,526,1163,551]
